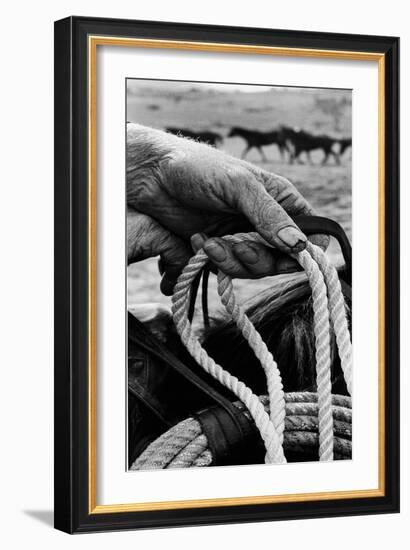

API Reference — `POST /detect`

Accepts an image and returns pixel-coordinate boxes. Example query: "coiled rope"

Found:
[132,233,352,469]
[131,393,352,470]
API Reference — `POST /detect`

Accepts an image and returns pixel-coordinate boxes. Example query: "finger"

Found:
[232,241,302,277]
[158,258,165,276]
[233,178,307,253]
[261,172,330,251]
[191,233,218,275]
[203,238,251,278]
[203,237,302,279]
[231,241,275,277]
[190,232,208,253]
[159,230,192,295]
[262,172,314,218]
[154,231,191,281]
[275,255,303,274]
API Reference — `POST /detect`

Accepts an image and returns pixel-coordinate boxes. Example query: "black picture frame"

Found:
[54,15,400,533]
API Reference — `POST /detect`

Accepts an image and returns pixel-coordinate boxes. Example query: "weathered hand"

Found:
[127,124,326,294]
[127,209,191,273]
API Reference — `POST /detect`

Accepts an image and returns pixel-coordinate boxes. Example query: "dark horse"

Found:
[282,128,341,165]
[336,137,352,159]
[227,126,289,162]
[166,127,223,147]
[203,271,350,396]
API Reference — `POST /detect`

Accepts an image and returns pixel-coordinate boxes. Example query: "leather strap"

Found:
[128,314,250,438]
[195,405,263,466]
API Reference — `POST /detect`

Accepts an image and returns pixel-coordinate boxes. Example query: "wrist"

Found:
[126,123,180,209]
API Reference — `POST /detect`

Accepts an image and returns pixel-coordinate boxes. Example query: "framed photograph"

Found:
[54,16,399,533]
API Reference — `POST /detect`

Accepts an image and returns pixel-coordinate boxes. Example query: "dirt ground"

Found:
[126,82,351,316]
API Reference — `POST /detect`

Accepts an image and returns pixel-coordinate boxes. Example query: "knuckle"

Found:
[258,171,285,196]
[257,199,285,229]
[126,175,156,208]
[217,255,243,276]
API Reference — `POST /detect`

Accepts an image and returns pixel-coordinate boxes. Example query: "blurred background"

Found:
[127,79,351,313]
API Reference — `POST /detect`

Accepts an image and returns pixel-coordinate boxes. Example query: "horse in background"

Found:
[227,126,289,162]
[281,127,342,165]
[335,137,352,160]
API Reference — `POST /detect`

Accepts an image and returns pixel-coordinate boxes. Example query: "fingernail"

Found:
[234,243,259,264]
[277,226,307,251]
[204,240,227,262]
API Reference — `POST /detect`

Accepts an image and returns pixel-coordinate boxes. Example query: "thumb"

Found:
[234,178,307,253]
[127,211,191,295]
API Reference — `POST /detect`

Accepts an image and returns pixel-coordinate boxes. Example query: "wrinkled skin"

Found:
[127,124,327,295]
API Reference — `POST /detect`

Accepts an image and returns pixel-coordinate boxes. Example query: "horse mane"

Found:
[202,272,351,396]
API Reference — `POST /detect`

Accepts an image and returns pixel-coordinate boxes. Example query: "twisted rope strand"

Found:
[167,435,208,469]
[293,249,334,460]
[217,272,285,443]
[172,249,286,464]
[131,418,197,470]
[306,242,353,395]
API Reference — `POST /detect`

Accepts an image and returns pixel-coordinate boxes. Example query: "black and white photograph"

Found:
[126,79,353,471]
[50,14,399,535]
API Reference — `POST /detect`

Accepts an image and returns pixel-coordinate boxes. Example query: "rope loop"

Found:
[171,233,352,465]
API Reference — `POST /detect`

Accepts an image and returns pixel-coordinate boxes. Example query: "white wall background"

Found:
[0,0,407,547]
